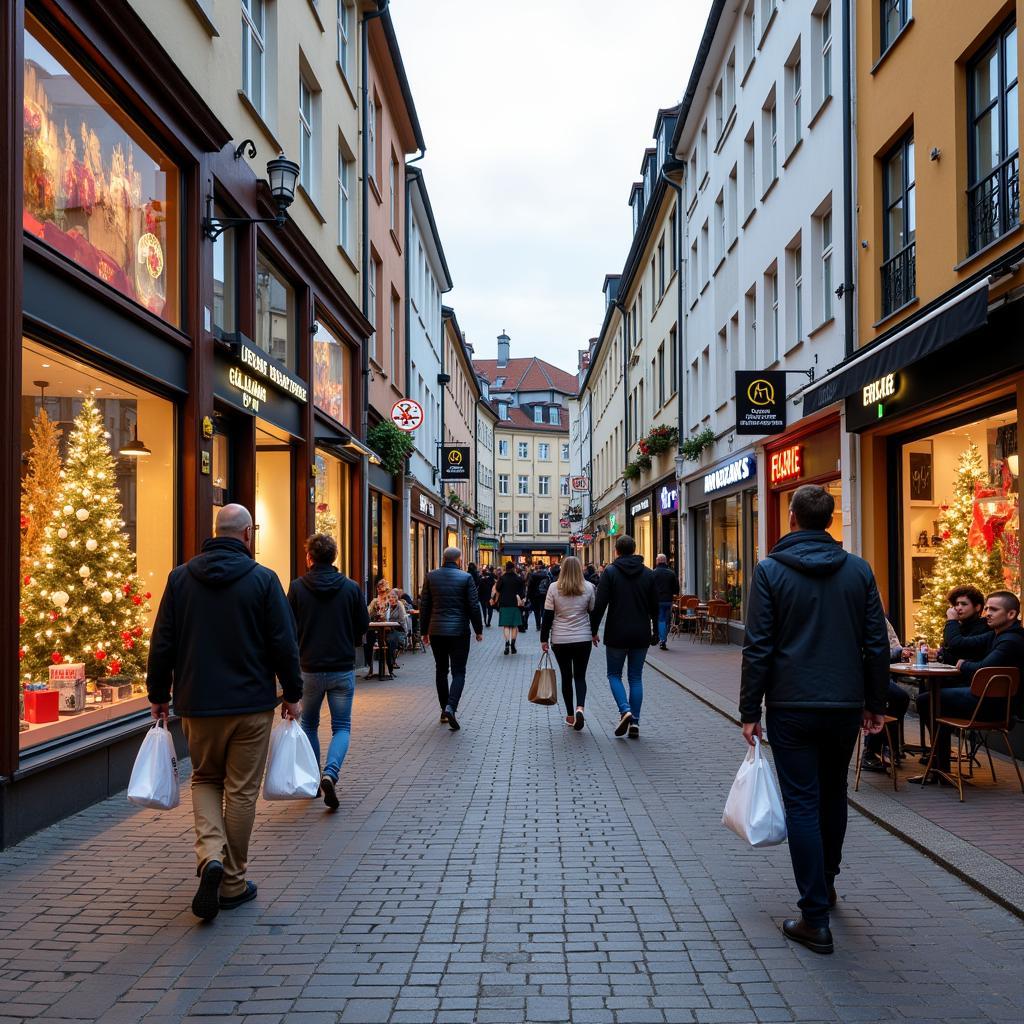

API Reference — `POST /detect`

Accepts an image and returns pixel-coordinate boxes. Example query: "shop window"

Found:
[900,407,1019,645]
[18,340,175,751]
[255,252,295,368]
[23,21,179,324]
[315,451,351,577]
[313,319,351,425]
[212,203,236,335]
[711,494,744,613]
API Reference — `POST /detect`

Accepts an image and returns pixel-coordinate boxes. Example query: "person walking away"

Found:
[494,560,526,654]
[860,617,911,772]
[420,546,483,730]
[540,555,596,730]
[478,565,496,627]
[740,484,888,954]
[363,578,390,677]
[147,504,303,921]
[584,563,598,585]
[590,535,658,739]
[528,561,552,631]
[287,533,369,811]
[652,553,680,649]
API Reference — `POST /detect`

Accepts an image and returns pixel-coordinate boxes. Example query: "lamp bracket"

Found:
[234,139,258,161]
[202,194,285,240]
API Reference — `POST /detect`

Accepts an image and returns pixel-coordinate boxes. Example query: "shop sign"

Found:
[571,475,590,492]
[418,494,436,517]
[659,484,679,513]
[769,445,804,486]
[392,399,424,431]
[736,370,787,435]
[233,336,308,404]
[630,497,651,517]
[861,372,898,409]
[559,516,570,528]
[703,454,756,495]
[608,512,620,535]
[440,444,471,481]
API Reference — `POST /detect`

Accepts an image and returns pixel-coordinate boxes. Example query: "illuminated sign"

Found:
[630,497,651,516]
[736,370,787,434]
[769,445,804,486]
[659,484,679,513]
[862,373,897,407]
[703,454,756,495]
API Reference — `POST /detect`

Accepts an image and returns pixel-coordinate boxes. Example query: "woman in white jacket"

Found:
[540,556,596,730]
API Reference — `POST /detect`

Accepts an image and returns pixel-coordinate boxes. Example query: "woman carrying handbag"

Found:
[540,556,596,730]
[493,560,526,654]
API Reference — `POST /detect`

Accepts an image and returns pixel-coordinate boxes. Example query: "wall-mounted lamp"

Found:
[930,147,941,161]
[202,149,300,240]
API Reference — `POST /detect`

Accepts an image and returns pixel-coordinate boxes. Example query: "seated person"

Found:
[918,591,1024,773]
[862,618,912,771]
[379,589,409,673]
[937,585,990,664]
[364,579,391,674]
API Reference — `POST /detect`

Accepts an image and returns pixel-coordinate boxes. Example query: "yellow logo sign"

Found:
[747,379,776,406]
[448,448,463,465]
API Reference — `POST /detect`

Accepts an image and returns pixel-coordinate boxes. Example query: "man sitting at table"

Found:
[937,585,990,664]
[861,618,911,772]
[918,591,1024,773]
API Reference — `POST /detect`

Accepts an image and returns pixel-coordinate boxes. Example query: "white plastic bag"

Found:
[722,736,787,847]
[127,720,180,810]
[263,719,320,800]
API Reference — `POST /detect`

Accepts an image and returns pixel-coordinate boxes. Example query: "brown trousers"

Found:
[182,710,274,898]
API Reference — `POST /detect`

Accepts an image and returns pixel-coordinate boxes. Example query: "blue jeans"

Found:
[657,602,673,644]
[299,670,355,782]
[606,646,647,722]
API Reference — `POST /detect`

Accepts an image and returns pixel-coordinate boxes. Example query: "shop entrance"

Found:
[255,420,294,588]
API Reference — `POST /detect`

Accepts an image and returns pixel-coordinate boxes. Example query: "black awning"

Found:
[802,280,989,417]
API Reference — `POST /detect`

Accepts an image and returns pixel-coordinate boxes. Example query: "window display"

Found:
[23,21,178,323]
[313,319,352,425]
[315,451,351,576]
[255,253,295,368]
[711,494,743,611]
[18,341,175,749]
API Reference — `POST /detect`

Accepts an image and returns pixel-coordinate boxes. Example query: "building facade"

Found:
[475,387,498,566]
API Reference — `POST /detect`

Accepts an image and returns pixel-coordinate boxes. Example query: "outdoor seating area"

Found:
[669,594,735,645]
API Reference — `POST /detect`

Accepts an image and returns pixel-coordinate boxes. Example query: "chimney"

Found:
[496,330,510,368]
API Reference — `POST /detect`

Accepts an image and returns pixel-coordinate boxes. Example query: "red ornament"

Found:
[121,630,131,642]
[94,649,106,661]
[108,658,122,675]
[131,595,142,605]
[48,610,59,621]
[145,592,151,600]
[51,652,62,664]
[942,531,950,541]
[18,648,25,660]
[122,583,132,595]
[23,575,31,585]
[18,615,25,626]
[132,626,143,638]
[125,638,135,649]
[20,513,28,530]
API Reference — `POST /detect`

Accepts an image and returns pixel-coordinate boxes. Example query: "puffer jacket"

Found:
[739,531,889,723]
[419,561,483,637]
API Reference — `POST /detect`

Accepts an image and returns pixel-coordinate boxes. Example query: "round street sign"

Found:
[391,399,424,432]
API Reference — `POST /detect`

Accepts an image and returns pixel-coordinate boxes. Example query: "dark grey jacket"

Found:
[590,555,659,648]
[419,561,483,637]
[740,531,889,724]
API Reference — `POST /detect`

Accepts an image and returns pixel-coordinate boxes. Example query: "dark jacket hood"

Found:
[613,554,646,577]
[300,563,350,599]
[187,537,258,588]
[768,531,849,577]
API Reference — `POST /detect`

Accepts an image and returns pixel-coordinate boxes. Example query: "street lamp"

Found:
[202,146,300,240]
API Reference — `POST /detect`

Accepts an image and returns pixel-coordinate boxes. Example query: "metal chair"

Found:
[854,715,900,792]
[705,599,733,644]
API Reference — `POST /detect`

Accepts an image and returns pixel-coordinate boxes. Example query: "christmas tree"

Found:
[20,407,62,576]
[914,442,1007,646]
[19,398,152,681]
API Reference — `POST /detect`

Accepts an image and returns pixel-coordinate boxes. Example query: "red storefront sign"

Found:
[769,445,803,486]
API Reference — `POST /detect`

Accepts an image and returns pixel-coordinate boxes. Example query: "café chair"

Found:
[705,599,733,644]
[854,715,900,792]
[921,666,1024,802]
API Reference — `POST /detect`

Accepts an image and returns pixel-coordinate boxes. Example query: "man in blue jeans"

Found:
[590,534,659,739]
[652,553,680,650]
[287,534,369,811]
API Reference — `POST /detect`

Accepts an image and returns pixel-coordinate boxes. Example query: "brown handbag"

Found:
[528,652,558,706]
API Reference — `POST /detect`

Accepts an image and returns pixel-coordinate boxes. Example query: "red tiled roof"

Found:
[497,407,569,432]
[474,356,578,396]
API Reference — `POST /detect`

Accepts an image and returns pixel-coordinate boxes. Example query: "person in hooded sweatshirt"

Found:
[589,534,659,739]
[287,533,370,811]
[740,484,889,956]
[147,504,303,922]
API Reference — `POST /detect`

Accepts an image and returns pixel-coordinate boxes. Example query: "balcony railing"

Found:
[881,241,916,317]
[968,154,1019,255]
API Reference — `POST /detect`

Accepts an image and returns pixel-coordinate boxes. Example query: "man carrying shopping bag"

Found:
[740,485,888,954]
[147,504,303,922]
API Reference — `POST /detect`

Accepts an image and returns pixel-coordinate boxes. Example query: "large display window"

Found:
[255,252,295,369]
[315,450,352,577]
[255,420,293,588]
[23,20,179,324]
[18,340,175,749]
[313,319,352,425]
[371,491,395,587]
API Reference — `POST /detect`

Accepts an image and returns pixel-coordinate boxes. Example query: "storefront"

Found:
[685,452,758,633]
[370,468,400,590]
[410,487,440,595]
[656,478,679,570]
[476,537,497,567]
[594,503,625,566]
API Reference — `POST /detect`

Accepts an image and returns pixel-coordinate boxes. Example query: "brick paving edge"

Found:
[646,651,1024,921]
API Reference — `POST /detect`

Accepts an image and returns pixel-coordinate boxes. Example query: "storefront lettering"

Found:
[235,340,309,403]
[703,455,755,495]
[659,485,679,513]
[862,373,896,407]
[228,366,267,412]
[630,497,651,517]
[769,445,803,486]
[418,494,435,517]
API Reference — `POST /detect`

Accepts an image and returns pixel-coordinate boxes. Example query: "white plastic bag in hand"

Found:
[127,720,180,810]
[263,718,320,800]
[722,736,787,847]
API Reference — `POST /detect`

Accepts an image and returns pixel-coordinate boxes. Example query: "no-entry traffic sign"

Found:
[391,399,424,431]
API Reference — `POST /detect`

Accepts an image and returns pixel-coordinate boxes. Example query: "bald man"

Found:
[652,553,680,650]
[148,504,303,922]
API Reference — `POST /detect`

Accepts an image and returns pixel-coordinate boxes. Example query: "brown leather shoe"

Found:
[782,918,833,954]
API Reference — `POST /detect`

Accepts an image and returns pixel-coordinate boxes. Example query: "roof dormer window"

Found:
[495,376,506,387]
[498,401,510,420]
[533,406,544,424]
[548,406,560,425]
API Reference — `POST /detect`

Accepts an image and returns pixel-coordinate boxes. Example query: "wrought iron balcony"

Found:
[968,154,1019,255]
[881,241,916,317]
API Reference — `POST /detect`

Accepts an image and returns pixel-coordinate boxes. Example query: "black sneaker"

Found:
[574,710,585,731]
[440,712,450,724]
[860,753,884,772]
[219,881,257,910]
[614,711,633,737]
[628,723,640,739]
[191,859,224,921]
[659,642,668,650]
[321,774,339,811]
[446,708,460,731]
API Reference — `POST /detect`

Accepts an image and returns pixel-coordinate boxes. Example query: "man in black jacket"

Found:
[652,553,680,650]
[937,585,990,664]
[590,535,658,739]
[740,485,888,955]
[478,566,496,627]
[287,533,370,811]
[147,504,303,922]
[528,563,552,630]
[419,547,483,731]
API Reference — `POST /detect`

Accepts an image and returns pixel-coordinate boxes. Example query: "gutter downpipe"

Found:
[613,300,629,515]
[841,0,854,360]
[361,0,388,599]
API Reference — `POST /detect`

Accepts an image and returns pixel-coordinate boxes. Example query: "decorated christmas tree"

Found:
[19,398,152,680]
[20,407,62,576]
[914,442,1008,646]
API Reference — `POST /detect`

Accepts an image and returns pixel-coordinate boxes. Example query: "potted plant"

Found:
[366,421,414,475]
[644,425,679,456]
[680,426,715,462]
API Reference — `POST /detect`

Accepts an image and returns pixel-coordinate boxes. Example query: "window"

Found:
[763,94,778,186]
[498,439,509,457]
[761,0,777,33]
[743,126,756,220]
[822,210,834,322]
[791,58,802,149]
[313,319,352,424]
[716,327,728,405]
[338,147,353,251]
[560,476,570,497]
[881,0,911,55]
[538,476,550,496]
[726,165,739,245]
[498,473,509,495]
[699,121,709,181]
[967,20,1019,254]
[744,286,757,368]
[499,401,510,420]
[657,343,665,407]
[255,253,295,367]
[517,441,529,459]
[726,51,737,113]
[368,95,379,185]
[820,4,833,103]
[498,511,509,533]
[517,512,530,534]
[669,325,678,396]
[539,442,550,460]
[299,74,317,195]
[23,22,180,325]
[715,79,725,139]
[669,209,677,269]
[689,238,699,303]
[700,221,709,284]
[882,133,916,315]
[495,376,506,387]
[368,255,380,360]
[649,258,656,308]
[337,0,352,77]
[241,0,266,114]
[766,265,779,361]
[561,442,570,461]
[714,192,725,265]
[789,241,803,346]
[548,406,559,425]
[390,292,399,385]
[389,152,399,231]
[743,1,757,72]
[212,204,236,334]
[532,405,543,424]
[538,513,551,535]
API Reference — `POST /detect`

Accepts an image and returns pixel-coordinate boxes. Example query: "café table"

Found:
[890,662,962,784]
[368,620,401,680]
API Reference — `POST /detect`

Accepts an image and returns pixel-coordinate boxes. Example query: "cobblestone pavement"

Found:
[1,626,1023,1024]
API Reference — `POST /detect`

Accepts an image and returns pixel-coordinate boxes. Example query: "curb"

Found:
[646,652,1024,920]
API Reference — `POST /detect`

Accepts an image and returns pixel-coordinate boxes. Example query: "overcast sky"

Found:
[390,0,713,377]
